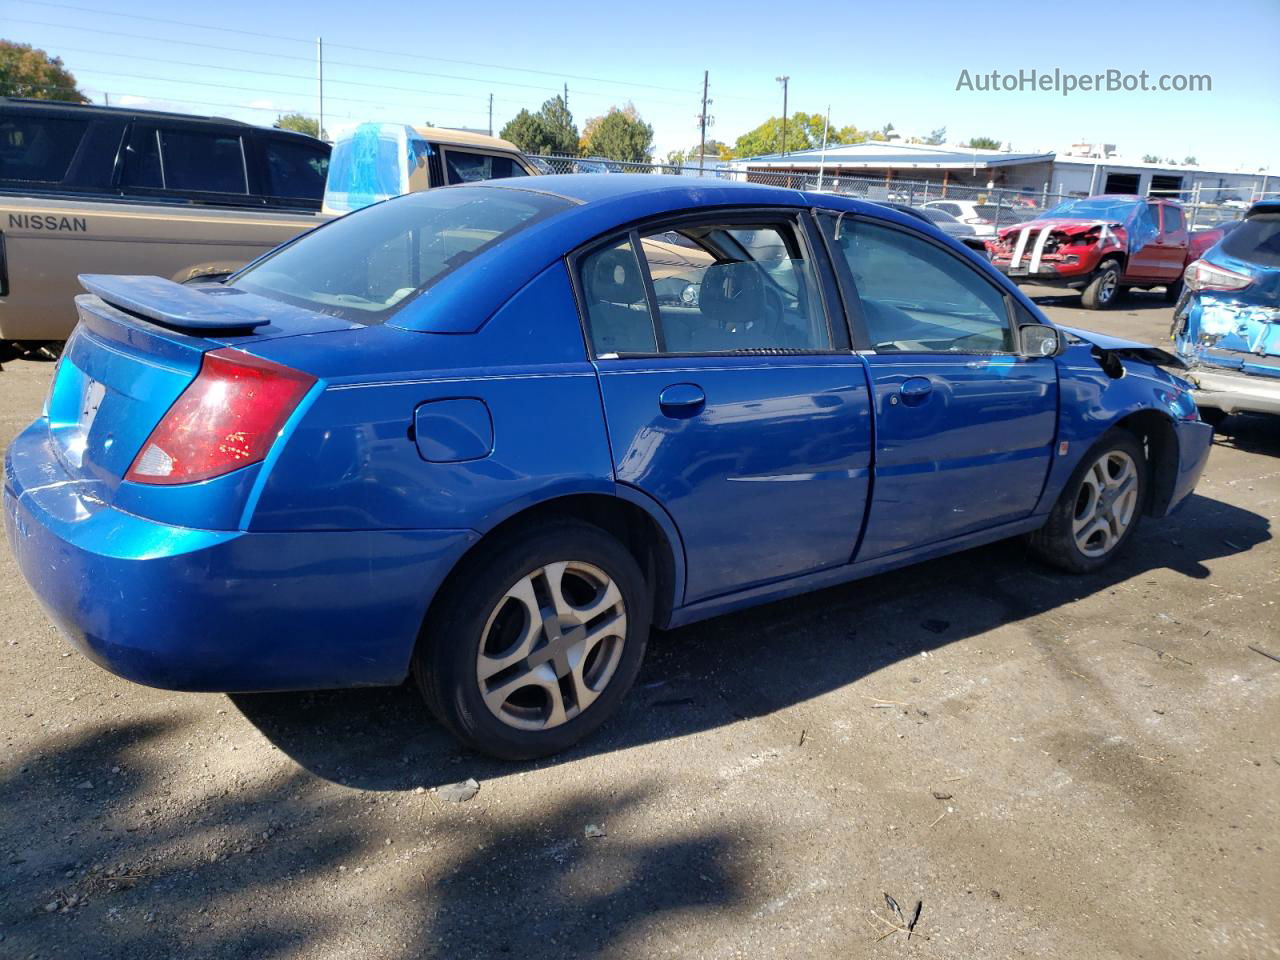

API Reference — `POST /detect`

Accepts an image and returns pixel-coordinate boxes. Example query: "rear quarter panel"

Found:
[246,263,617,533]
[0,196,321,340]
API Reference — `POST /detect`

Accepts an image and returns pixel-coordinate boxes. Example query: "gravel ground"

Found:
[1,289,1277,960]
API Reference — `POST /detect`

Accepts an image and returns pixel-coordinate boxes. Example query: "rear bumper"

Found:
[4,419,476,692]
[1188,368,1280,417]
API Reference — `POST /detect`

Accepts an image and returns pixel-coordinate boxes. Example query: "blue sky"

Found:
[7,0,1278,170]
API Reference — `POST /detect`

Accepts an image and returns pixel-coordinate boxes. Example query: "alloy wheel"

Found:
[1072,450,1139,558]
[475,561,627,731]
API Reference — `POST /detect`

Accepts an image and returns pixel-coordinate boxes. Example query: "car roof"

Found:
[0,96,324,143]
[1246,200,1280,217]
[413,126,523,152]
[388,175,966,335]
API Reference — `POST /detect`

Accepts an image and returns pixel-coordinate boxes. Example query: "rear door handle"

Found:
[658,383,705,418]
[899,376,933,405]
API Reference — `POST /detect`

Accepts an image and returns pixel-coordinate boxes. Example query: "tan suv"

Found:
[1,101,536,344]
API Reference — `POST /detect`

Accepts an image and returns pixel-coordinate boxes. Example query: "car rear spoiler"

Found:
[78,274,270,330]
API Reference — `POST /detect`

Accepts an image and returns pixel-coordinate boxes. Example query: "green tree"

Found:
[924,126,947,145]
[0,40,87,101]
[499,96,578,156]
[274,113,322,138]
[580,103,653,163]
[1183,156,1198,166]
[966,136,1002,150]
[1142,154,1161,163]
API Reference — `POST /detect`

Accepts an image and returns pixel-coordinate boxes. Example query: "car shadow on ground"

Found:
[1,719,746,960]
[232,490,1271,792]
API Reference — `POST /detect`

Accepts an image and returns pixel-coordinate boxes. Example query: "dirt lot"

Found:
[2,288,1277,960]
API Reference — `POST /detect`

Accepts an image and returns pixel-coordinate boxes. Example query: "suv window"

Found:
[262,137,329,200]
[160,129,247,193]
[829,218,1012,353]
[580,217,831,356]
[0,114,89,182]
[443,150,529,185]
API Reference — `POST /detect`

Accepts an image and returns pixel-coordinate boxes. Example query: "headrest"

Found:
[591,247,646,304]
[698,261,766,328]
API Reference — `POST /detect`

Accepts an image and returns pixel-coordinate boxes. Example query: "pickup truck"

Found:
[987,195,1225,309]
[1,101,537,346]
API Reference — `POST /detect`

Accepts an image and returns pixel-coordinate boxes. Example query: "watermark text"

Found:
[956,68,1211,96]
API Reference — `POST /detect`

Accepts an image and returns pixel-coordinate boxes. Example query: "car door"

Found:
[576,210,874,604]
[1154,202,1189,278]
[819,212,1058,560]
[1126,202,1169,279]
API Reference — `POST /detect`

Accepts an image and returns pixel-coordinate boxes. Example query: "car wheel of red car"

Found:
[1163,275,1184,303]
[414,519,651,760]
[1030,430,1147,573]
[1081,259,1123,310]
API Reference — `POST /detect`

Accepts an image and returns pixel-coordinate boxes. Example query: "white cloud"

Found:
[117,95,150,106]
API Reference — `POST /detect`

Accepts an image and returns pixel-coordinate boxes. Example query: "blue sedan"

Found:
[4,175,1212,759]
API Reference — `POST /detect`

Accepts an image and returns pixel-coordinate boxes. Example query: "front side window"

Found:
[828,217,1013,353]
[444,150,529,185]
[0,115,89,182]
[234,186,570,322]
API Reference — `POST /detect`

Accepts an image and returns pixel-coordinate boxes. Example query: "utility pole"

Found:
[316,37,325,141]
[698,70,711,177]
[488,93,494,136]
[563,83,568,109]
[816,104,830,190]
[776,75,790,156]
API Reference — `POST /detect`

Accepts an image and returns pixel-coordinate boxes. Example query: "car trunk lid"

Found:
[47,275,354,505]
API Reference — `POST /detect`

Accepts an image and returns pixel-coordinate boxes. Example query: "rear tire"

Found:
[1163,275,1184,303]
[414,519,650,760]
[1081,259,1122,309]
[1030,430,1147,573]
[1198,407,1228,428]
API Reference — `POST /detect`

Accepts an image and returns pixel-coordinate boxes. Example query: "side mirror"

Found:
[1019,323,1063,358]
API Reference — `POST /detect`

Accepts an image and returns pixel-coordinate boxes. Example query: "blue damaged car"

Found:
[1171,200,1280,422]
[4,176,1212,759]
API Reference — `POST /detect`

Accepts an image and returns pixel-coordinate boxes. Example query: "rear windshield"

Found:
[233,186,572,322]
[0,114,89,182]
[1220,213,1280,268]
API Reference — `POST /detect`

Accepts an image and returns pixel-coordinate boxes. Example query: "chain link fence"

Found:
[528,154,1271,235]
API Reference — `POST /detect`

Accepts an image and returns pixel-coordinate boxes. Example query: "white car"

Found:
[921,199,1004,237]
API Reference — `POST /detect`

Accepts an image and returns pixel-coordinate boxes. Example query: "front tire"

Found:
[1080,259,1123,309]
[414,520,650,760]
[1030,431,1147,573]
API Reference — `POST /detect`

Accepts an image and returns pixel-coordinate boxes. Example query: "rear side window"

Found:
[160,129,247,193]
[234,187,571,322]
[829,218,1013,354]
[262,137,329,200]
[0,115,89,182]
[579,217,831,356]
[1220,213,1280,267]
[1163,205,1184,233]
[444,150,529,185]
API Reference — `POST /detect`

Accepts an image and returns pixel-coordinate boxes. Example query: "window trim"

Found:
[117,122,253,202]
[818,210,1022,357]
[438,145,536,186]
[569,206,845,361]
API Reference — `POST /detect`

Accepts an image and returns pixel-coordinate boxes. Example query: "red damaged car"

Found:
[988,195,1224,309]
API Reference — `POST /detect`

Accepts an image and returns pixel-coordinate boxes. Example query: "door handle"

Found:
[898,376,933,405]
[658,383,706,418]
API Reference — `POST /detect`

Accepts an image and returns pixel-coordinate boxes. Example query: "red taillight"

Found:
[126,349,314,485]
[1183,259,1253,293]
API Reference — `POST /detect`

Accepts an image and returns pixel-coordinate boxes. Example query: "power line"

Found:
[7,0,701,96]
